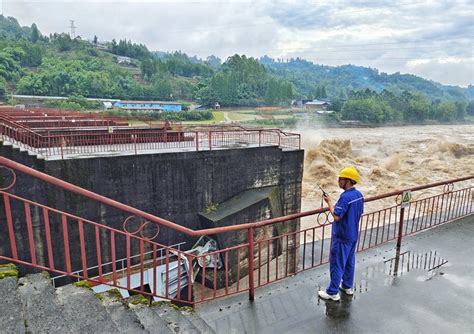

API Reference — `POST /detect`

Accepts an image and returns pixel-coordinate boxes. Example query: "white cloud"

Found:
[2,0,473,86]
[406,58,473,87]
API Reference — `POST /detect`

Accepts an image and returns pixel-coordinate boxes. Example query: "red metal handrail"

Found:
[1,157,471,236]
[0,156,472,305]
[1,121,301,158]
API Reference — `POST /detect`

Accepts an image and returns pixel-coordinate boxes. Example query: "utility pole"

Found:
[69,20,77,38]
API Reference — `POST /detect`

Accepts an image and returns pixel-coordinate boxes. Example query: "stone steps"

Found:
[0,268,215,334]
[0,276,24,333]
[0,138,44,160]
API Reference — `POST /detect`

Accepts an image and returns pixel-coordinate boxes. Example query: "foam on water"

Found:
[298,124,474,217]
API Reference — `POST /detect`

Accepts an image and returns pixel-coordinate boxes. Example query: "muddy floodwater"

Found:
[296,124,474,233]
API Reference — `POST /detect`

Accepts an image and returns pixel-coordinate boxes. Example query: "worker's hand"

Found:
[323,193,332,205]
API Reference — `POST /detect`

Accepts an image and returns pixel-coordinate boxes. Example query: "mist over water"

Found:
[296,124,474,216]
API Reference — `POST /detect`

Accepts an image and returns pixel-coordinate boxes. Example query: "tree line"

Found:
[339,89,471,124]
[0,15,473,125]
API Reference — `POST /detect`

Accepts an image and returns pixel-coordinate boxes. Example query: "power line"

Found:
[289,56,472,61]
[174,35,472,55]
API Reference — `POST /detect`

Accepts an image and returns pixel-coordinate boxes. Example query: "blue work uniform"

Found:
[327,187,364,295]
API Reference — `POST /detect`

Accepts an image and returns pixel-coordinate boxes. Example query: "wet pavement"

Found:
[196,215,474,333]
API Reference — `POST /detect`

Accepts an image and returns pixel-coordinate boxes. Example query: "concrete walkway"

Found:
[196,215,474,333]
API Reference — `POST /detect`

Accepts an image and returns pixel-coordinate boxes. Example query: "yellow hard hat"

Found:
[338,167,360,183]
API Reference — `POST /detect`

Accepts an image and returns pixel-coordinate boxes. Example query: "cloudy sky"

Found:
[2,0,473,87]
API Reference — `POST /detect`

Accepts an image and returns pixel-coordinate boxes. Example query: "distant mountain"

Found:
[0,14,472,107]
[260,56,473,101]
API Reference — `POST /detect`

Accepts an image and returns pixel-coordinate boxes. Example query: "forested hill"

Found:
[0,14,472,109]
[260,56,474,102]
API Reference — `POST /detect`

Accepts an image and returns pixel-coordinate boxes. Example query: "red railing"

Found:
[0,156,472,305]
[1,117,300,159]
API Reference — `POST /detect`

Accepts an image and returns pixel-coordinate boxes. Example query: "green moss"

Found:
[170,303,181,311]
[73,280,93,289]
[151,300,194,312]
[95,293,104,301]
[180,306,195,313]
[128,294,149,305]
[0,263,18,279]
[203,202,218,214]
[41,271,51,279]
[108,288,122,297]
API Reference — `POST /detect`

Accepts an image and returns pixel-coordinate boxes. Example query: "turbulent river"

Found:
[295,124,474,232]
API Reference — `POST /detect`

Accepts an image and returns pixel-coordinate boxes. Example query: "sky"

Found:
[2,0,473,87]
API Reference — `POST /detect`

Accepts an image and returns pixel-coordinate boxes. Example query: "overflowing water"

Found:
[297,124,474,225]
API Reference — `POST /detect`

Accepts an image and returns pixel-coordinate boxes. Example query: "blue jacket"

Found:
[333,188,364,242]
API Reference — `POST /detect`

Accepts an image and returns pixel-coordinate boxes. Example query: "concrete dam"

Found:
[0,108,304,292]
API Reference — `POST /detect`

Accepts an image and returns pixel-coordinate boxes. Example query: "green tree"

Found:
[320,86,327,98]
[140,58,156,80]
[30,23,39,43]
[0,77,7,99]
[467,100,474,116]
[435,101,457,122]
[18,42,42,67]
[0,47,24,81]
[454,101,467,120]
[152,76,172,100]
[341,97,385,124]
[401,91,429,123]
[314,86,321,99]
[53,33,73,52]
[111,39,117,53]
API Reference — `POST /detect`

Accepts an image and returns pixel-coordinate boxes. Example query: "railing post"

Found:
[195,131,199,151]
[186,254,194,304]
[132,135,137,155]
[258,130,262,147]
[248,227,255,301]
[396,206,405,250]
[60,136,64,160]
[208,131,212,151]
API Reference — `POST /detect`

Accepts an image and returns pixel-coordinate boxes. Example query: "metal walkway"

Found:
[196,215,474,333]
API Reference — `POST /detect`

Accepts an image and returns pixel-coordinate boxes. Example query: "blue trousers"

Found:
[326,239,357,295]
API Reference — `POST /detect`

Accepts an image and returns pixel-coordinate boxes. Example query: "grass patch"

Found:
[128,294,149,305]
[0,263,18,279]
[152,300,194,313]
[227,112,259,121]
[73,280,93,289]
[181,111,225,124]
[203,202,218,214]
[212,111,225,122]
[108,288,122,297]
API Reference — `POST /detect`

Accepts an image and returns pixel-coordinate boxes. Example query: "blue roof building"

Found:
[113,100,182,112]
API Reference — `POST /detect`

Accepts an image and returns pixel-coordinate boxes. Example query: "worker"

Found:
[318,167,364,301]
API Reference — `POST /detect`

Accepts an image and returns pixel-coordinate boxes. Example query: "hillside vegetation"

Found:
[0,14,473,125]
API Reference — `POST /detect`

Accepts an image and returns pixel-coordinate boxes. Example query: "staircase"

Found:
[0,270,215,334]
